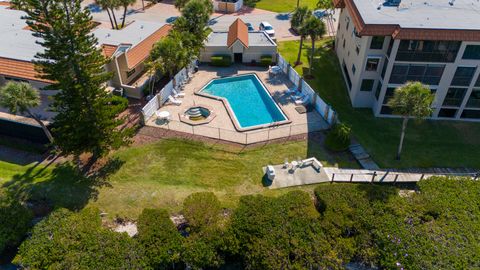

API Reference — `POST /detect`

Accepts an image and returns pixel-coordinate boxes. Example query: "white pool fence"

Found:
[277,54,337,125]
[142,56,338,125]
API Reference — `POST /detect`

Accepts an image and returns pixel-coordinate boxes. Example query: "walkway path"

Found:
[266,163,479,189]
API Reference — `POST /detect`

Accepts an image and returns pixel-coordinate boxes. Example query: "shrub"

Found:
[325,123,351,151]
[210,55,232,67]
[106,95,129,115]
[137,208,183,269]
[183,192,221,232]
[14,207,148,269]
[0,193,32,254]
[227,191,337,269]
[259,55,273,67]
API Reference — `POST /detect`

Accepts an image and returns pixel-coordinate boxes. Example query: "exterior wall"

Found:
[243,46,277,63]
[334,8,480,122]
[109,53,148,99]
[201,44,277,63]
[200,46,233,62]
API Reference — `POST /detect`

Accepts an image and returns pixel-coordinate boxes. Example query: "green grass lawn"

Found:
[278,40,480,168]
[247,0,318,13]
[0,138,356,218]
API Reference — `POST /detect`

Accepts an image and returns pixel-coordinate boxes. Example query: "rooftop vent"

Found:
[448,0,454,5]
[384,0,401,6]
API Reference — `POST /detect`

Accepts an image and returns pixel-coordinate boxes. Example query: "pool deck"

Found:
[146,65,329,144]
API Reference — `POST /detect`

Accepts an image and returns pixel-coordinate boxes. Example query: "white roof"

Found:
[0,6,166,62]
[205,31,276,47]
[353,0,480,30]
[0,6,44,61]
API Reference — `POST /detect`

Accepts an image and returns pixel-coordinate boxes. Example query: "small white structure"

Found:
[213,0,243,13]
[200,19,277,64]
[266,165,276,181]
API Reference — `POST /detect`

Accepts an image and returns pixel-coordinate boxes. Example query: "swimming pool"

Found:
[198,74,289,130]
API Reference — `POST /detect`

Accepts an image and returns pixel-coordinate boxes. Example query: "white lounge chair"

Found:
[295,94,310,105]
[168,95,182,106]
[287,87,298,95]
[172,89,185,98]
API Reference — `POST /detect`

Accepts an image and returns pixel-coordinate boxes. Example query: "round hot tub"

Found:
[180,105,216,125]
[185,106,211,121]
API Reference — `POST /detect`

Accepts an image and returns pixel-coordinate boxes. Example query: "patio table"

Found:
[156,110,170,120]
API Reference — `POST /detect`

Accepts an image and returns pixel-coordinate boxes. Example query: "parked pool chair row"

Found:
[292,93,310,105]
[168,95,182,106]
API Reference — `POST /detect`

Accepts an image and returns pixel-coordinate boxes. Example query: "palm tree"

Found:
[0,82,54,144]
[96,0,115,29]
[387,81,434,160]
[290,6,312,65]
[302,16,326,76]
[317,0,335,37]
[120,0,136,28]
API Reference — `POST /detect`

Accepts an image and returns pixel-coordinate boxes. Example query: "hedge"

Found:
[259,55,273,67]
[210,55,232,66]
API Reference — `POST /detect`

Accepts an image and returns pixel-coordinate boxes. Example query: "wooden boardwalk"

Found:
[266,165,479,189]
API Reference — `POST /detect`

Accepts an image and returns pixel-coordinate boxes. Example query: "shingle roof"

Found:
[227,18,248,48]
[126,24,172,69]
[102,44,118,58]
[0,57,51,83]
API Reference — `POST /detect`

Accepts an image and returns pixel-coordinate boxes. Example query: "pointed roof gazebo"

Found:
[227,18,249,48]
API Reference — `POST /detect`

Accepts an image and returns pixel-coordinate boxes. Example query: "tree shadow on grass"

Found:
[2,157,124,213]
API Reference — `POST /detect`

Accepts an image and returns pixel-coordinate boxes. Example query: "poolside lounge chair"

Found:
[287,86,298,95]
[168,95,182,106]
[172,89,185,98]
[295,94,310,105]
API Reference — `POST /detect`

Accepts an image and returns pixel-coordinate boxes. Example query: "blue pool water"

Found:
[200,74,287,129]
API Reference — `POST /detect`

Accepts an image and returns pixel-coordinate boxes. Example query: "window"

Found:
[352,64,356,75]
[355,46,360,55]
[451,67,476,86]
[346,20,349,31]
[380,106,393,115]
[375,81,382,100]
[370,36,385,50]
[382,87,396,104]
[396,40,461,62]
[343,39,346,48]
[438,108,458,118]
[342,61,352,90]
[365,58,380,71]
[381,58,389,79]
[442,87,467,107]
[461,109,480,119]
[466,89,480,108]
[389,64,445,85]
[462,45,480,60]
[387,38,394,57]
[126,68,136,78]
[360,79,375,92]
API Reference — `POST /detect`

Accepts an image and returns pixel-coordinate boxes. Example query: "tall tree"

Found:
[302,16,326,76]
[95,0,115,29]
[148,33,190,80]
[290,6,312,65]
[317,0,335,36]
[0,82,54,144]
[387,81,434,160]
[119,0,135,28]
[174,0,189,10]
[17,0,132,162]
[173,0,213,56]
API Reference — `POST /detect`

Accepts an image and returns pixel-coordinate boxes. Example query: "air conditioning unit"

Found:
[113,88,124,97]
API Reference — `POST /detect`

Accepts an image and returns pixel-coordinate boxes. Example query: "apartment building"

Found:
[333,0,480,121]
[0,5,171,122]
